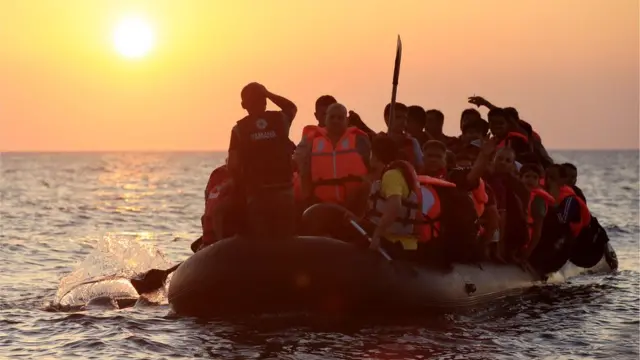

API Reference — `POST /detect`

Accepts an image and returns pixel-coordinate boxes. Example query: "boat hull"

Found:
[167,236,615,317]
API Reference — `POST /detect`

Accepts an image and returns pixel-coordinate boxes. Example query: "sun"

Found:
[113,16,155,59]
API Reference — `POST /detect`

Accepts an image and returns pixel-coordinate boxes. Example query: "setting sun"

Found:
[112,16,155,59]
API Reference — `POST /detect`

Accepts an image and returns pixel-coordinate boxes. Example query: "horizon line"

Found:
[1,148,639,154]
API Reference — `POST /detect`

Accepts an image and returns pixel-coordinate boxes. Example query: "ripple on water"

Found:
[0,151,638,359]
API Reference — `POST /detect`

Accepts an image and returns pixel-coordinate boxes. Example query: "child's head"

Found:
[519,163,544,190]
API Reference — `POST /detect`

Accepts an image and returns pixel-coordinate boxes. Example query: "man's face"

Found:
[325,105,348,136]
[423,146,446,174]
[406,119,423,138]
[493,148,515,174]
[386,109,408,134]
[314,104,332,126]
[425,113,443,135]
[489,116,508,138]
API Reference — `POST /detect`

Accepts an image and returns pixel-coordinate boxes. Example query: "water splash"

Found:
[51,235,173,309]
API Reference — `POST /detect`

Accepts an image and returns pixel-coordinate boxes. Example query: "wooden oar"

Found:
[129,236,202,295]
[387,35,402,132]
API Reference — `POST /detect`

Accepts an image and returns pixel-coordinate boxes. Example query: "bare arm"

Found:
[466,137,495,185]
[267,91,297,122]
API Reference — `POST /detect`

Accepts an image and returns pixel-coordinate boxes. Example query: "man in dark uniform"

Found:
[227,82,298,240]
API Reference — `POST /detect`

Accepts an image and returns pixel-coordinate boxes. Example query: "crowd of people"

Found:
[196,82,609,275]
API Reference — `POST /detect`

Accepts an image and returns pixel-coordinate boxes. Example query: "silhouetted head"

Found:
[520,163,544,190]
[545,164,568,189]
[406,105,426,138]
[315,95,337,126]
[241,83,267,116]
[325,103,348,137]
[504,107,520,121]
[493,147,515,174]
[561,163,578,186]
[461,118,489,143]
[384,102,408,134]
[460,108,482,132]
[488,108,509,138]
[425,109,444,136]
[422,140,447,175]
[371,134,399,172]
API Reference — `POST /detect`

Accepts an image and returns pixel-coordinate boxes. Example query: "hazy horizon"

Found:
[1,0,638,152]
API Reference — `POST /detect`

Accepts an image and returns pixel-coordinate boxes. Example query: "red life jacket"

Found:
[525,187,555,249]
[556,185,591,238]
[201,165,233,246]
[496,131,529,149]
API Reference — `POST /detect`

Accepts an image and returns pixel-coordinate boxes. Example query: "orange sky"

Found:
[1,0,638,151]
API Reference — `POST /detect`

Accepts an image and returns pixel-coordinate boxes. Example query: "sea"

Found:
[1,151,638,360]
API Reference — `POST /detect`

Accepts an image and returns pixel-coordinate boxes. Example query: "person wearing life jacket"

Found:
[519,163,556,259]
[561,162,587,203]
[487,108,532,159]
[365,134,457,264]
[544,165,591,242]
[293,95,338,170]
[227,82,297,240]
[380,102,424,173]
[300,103,371,217]
[453,141,501,258]
[535,164,609,270]
[504,107,554,168]
[199,163,241,250]
[421,139,493,261]
[484,147,531,263]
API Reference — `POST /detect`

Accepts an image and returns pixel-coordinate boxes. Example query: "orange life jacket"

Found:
[301,125,319,142]
[201,165,233,246]
[416,175,457,242]
[525,187,555,249]
[309,127,369,204]
[471,178,489,217]
[556,185,591,238]
[496,131,529,149]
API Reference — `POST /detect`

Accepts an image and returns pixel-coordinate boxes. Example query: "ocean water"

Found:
[1,151,638,360]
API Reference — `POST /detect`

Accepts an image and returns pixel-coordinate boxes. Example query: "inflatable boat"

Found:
[167,236,618,318]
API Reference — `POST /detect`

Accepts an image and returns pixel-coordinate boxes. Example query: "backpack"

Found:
[569,216,609,268]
